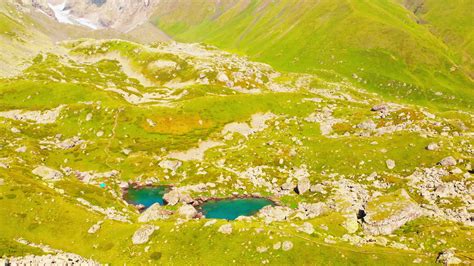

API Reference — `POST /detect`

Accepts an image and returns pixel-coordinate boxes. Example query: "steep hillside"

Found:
[0,0,168,76]
[402,0,474,76]
[41,0,162,32]
[0,0,52,76]
[151,0,474,110]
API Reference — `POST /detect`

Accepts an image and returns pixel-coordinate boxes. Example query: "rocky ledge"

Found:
[362,189,423,235]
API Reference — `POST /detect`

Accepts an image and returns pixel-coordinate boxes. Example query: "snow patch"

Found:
[48,1,99,29]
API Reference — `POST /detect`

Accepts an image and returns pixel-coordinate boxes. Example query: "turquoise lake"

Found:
[200,198,274,220]
[124,186,168,208]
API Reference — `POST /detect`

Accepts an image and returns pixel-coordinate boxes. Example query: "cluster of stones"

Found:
[3,253,100,265]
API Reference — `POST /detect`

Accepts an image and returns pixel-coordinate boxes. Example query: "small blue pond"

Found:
[200,198,274,220]
[124,186,168,208]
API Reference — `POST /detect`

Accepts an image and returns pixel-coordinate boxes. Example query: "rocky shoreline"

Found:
[120,182,173,210]
[191,194,279,207]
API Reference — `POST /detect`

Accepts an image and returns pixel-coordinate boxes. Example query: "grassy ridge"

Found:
[151,0,473,110]
[402,0,474,74]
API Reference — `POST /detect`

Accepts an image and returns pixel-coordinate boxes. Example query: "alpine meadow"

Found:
[0,0,473,265]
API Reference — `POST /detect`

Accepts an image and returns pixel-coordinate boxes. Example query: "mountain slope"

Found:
[0,1,473,264]
[1,38,473,264]
[151,0,474,110]
[402,0,474,76]
[0,0,53,76]
[0,0,170,76]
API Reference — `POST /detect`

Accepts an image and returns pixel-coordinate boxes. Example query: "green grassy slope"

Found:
[0,1,53,76]
[0,2,472,264]
[0,0,166,77]
[402,0,474,76]
[151,0,474,110]
[0,37,472,265]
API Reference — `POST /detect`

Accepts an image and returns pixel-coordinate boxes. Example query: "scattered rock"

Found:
[235,215,252,221]
[204,219,217,227]
[32,166,64,181]
[167,141,222,161]
[436,248,462,265]
[77,198,129,223]
[222,112,276,138]
[149,60,177,70]
[132,225,157,245]
[295,202,327,219]
[87,221,103,234]
[273,242,281,250]
[178,204,197,219]
[0,105,64,124]
[357,120,377,130]
[305,107,345,136]
[371,104,387,112]
[426,143,439,151]
[0,161,9,169]
[138,203,172,222]
[407,166,472,225]
[85,113,93,121]
[163,189,193,206]
[324,236,337,244]
[222,122,253,138]
[216,72,229,83]
[363,189,423,235]
[296,176,311,195]
[386,159,396,170]
[342,218,359,234]
[119,181,129,189]
[291,165,311,195]
[15,146,27,153]
[282,241,293,251]
[332,179,369,233]
[256,246,268,253]
[6,253,99,265]
[297,222,314,235]
[218,223,232,234]
[159,159,182,171]
[258,206,293,223]
[438,156,457,167]
[146,118,156,127]
[309,184,326,194]
[450,168,463,175]
[55,136,85,150]
[342,234,365,246]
